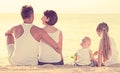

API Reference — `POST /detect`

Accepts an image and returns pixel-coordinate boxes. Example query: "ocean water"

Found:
[0,13,120,65]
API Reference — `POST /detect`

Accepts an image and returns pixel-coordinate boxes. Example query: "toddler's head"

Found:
[80,36,91,48]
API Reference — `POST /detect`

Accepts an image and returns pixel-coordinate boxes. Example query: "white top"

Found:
[10,23,39,65]
[76,48,91,65]
[39,30,61,63]
[104,37,119,66]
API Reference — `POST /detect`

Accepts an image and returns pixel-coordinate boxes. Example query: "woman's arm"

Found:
[58,31,63,59]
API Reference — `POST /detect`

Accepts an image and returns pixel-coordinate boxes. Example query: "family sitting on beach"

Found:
[5,5,119,67]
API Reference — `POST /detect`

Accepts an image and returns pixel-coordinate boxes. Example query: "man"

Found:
[5,5,60,66]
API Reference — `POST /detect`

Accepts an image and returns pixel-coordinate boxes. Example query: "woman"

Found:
[38,10,64,65]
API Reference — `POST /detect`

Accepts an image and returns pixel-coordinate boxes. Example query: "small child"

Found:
[74,36,97,66]
[96,22,119,67]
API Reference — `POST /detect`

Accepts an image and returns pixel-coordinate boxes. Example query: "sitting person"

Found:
[96,22,119,67]
[74,36,97,66]
[38,10,64,65]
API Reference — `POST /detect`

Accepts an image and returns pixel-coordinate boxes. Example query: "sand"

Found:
[0,64,120,73]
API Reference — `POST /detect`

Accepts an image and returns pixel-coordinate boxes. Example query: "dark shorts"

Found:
[38,60,64,65]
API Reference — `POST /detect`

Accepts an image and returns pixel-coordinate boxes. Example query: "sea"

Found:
[0,13,120,65]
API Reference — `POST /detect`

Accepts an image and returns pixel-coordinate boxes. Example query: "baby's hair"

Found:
[82,36,91,44]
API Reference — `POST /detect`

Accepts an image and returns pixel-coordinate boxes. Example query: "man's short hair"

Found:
[21,5,34,19]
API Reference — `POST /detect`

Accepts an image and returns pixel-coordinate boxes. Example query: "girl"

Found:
[96,22,119,67]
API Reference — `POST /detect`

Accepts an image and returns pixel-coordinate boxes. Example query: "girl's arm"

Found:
[98,40,103,67]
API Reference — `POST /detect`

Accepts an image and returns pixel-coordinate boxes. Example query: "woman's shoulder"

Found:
[50,27,62,34]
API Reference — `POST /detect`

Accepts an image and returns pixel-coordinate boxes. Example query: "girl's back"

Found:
[105,37,119,66]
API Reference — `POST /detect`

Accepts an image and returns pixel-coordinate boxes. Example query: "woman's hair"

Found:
[44,10,58,25]
[21,5,34,19]
[97,22,111,61]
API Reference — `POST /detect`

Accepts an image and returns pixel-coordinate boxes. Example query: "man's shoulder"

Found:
[13,24,22,28]
[32,25,43,30]
[31,25,45,33]
[9,24,22,30]
[30,25,46,39]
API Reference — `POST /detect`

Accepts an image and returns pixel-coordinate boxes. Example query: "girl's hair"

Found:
[97,22,111,61]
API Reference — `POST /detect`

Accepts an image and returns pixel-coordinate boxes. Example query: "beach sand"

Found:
[0,64,120,73]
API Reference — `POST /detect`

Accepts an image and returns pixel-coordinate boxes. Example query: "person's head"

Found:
[41,10,58,25]
[96,22,111,62]
[21,5,34,23]
[96,22,109,37]
[80,36,91,48]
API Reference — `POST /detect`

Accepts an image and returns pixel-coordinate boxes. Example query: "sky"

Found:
[0,0,120,13]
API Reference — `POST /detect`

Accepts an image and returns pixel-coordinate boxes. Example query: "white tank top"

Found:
[39,30,61,63]
[11,23,39,65]
[76,48,91,65]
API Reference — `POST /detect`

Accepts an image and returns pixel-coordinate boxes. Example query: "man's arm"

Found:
[5,27,14,44]
[7,34,14,57]
[5,27,14,36]
[7,34,14,44]
[5,27,15,59]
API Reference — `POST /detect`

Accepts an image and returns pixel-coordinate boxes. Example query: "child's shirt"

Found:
[75,48,91,65]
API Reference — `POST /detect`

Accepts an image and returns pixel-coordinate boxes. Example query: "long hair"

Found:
[97,22,111,61]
